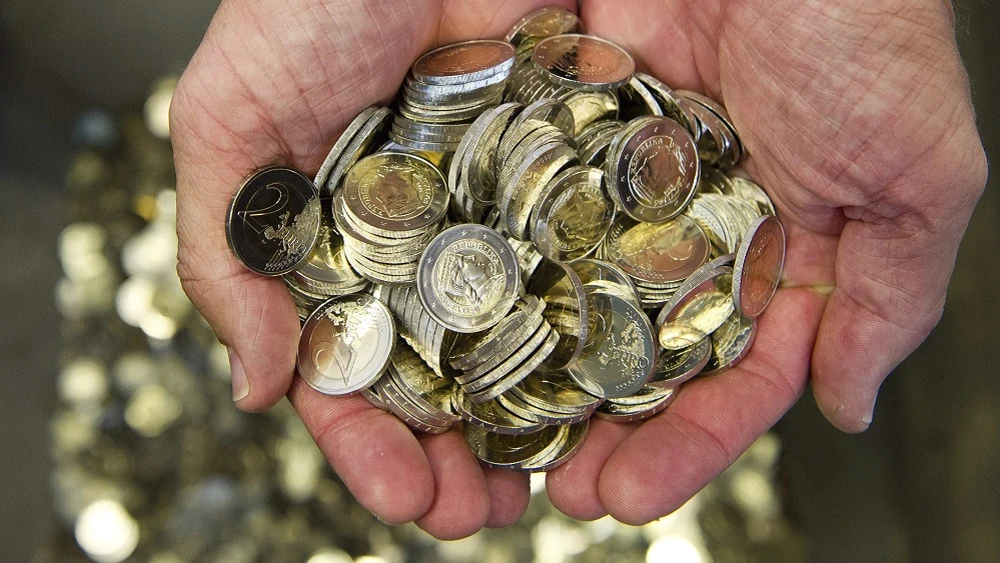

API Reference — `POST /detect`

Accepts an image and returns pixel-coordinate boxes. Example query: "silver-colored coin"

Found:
[454,388,547,435]
[464,424,562,470]
[288,224,367,294]
[563,90,620,135]
[450,103,521,205]
[604,214,710,283]
[461,319,551,393]
[701,310,757,375]
[314,106,378,188]
[324,107,392,195]
[566,291,656,398]
[607,116,700,223]
[526,260,589,369]
[466,329,559,403]
[570,258,641,305]
[496,391,592,425]
[362,383,393,412]
[449,296,544,372]
[618,76,664,120]
[406,70,511,96]
[375,377,452,434]
[417,224,521,333]
[297,294,395,395]
[380,371,456,428]
[656,256,736,349]
[633,72,693,134]
[226,166,321,276]
[530,165,614,262]
[649,337,712,388]
[594,386,677,422]
[532,34,635,92]
[511,371,603,415]
[521,420,589,472]
[503,142,578,240]
[517,98,576,139]
[386,129,461,153]
[505,6,582,47]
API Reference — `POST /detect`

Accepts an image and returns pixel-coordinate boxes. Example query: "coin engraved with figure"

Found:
[612,117,700,223]
[605,215,709,283]
[418,225,520,333]
[297,294,395,395]
[532,166,614,261]
[226,166,321,276]
[344,152,447,232]
[439,240,506,314]
[551,187,607,248]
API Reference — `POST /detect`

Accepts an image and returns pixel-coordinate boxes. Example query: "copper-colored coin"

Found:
[532,34,635,91]
[412,40,515,85]
[733,215,786,318]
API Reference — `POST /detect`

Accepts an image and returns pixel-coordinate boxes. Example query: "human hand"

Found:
[170,0,987,537]
[171,0,584,539]
[544,0,987,524]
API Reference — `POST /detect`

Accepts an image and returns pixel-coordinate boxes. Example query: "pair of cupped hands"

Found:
[170,0,987,538]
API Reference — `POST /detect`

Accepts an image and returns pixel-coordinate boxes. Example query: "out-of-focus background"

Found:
[1,1,996,562]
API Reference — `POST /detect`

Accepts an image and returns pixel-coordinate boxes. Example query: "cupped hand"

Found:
[170,0,987,536]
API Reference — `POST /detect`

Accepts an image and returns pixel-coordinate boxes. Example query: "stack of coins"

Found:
[448,295,560,404]
[331,151,449,284]
[223,7,788,473]
[393,40,517,151]
[314,107,393,197]
[526,261,589,369]
[363,340,462,434]
[575,119,625,166]
[283,225,369,319]
[371,284,457,378]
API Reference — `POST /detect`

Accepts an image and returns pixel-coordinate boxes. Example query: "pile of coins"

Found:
[225,6,786,472]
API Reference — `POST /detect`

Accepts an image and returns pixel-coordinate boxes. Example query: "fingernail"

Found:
[228,347,250,402]
[372,513,391,525]
[861,395,878,427]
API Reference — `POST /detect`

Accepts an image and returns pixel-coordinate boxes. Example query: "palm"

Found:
[171,0,986,536]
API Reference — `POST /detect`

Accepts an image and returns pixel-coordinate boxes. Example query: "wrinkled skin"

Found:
[170,0,987,538]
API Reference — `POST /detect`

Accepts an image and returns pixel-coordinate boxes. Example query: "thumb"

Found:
[168,20,303,411]
[171,135,301,411]
[811,165,986,433]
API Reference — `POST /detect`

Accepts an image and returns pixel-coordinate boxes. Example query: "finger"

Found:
[172,119,301,411]
[482,468,531,528]
[597,288,824,525]
[545,419,635,520]
[288,378,435,523]
[810,89,987,432]
[811,210,970,432]
[414,428,491,539]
